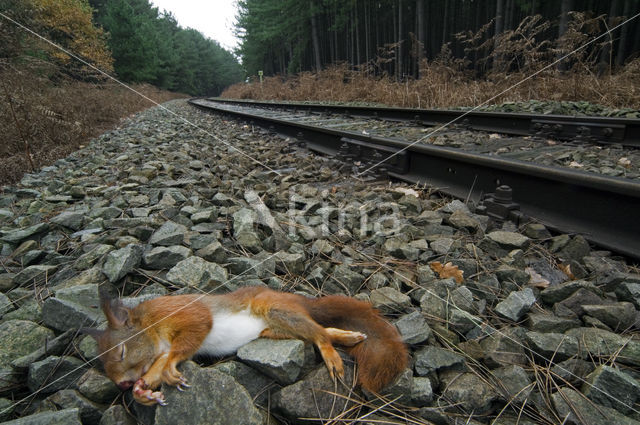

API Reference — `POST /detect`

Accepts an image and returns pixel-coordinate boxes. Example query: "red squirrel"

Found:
[84,286,408,406]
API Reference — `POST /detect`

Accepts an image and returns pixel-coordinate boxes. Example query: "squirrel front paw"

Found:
[133,378,167,406]
[162,364,191,391]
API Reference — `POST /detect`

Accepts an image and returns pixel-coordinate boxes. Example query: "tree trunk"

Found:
[442,0,449,44]
[495,0,504,36]
[598,0,619,74]
[615,0,631,67]
[416,0,424,78]
[355,0,361,65]
[364,0,370,66]
[557,0,573,71]
[310,0,322,71]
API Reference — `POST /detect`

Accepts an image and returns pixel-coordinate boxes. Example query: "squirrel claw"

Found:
[177,377,191,391]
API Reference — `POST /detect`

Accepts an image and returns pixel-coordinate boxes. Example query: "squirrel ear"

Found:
[99,288,129,328]
[80,327,104,341]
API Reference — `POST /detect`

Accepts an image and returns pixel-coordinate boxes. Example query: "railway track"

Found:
[189,98,640,260]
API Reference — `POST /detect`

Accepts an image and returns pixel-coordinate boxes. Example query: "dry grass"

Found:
[221,59,640,110]
[0,60,186,187]
[223,13,640,111]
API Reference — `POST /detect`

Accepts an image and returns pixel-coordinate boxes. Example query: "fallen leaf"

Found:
[430,261,464,284]
[558,263,575,280]
[618,157,631,168]
[568,161,583,168]
[525,267,550,289]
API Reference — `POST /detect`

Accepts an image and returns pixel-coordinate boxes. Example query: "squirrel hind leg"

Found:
[325,327,367,346]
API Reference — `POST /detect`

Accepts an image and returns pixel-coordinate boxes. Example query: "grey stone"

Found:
[480,327,528,368]
[212,360,275,405]
[615,282,640,309]
[437,199,470,214]
[0,408,82,425]
[142,245,192,269]
[149,221,188,246]
[447,210,481,233]
[195,241,226,263]
[274,251,306,275]
[234,231,263,253]
[232,208,256,235]
[523,223,552,239]
[414,345,466,376]
[42,286,102,331]
[0,397,14,422]
[0,320,54,392]
[494,288,536,321]
[0,292,14,317]
[227,256,273,279]
[155,361,262,425]
[50,211,85,231]
[102,244,142,282]
[524,331,579,361]
[557,288,604,317]
[11,330,75,370]
[410,376,434,406]
[369,287,412,314]
[329,264,364,294]
[45,389,105,425]
[311,239,334,256]
[395,311,432,344]
[1,223,49,244]
[440,371,499,414]
[237,338,307,385]
[273,362,356,422]
[494,265,530,287]
[565,327,640,367]
[558,235,591,262]
[0,273,16,291]
[98,405,137,425]
[419,288,448,320]
[552,388,640,425]
[430,237,454,255]
[27,356,88,394]
[527,313,581,333]
[166,256,228,291]
[582,365,640,414]
[13,265,58,286]
[492,365,532,403]
[190,208,217,224]
[77,368,120,405]
[482,231,530,253]
[539,279,598,304]
[582,302,636,331]
[550,358,595,386]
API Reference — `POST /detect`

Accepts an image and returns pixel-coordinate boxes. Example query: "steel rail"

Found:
[190,98,640,260]
[206,97,640,147]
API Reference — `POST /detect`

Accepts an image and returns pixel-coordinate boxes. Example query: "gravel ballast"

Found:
[0,99,638,425]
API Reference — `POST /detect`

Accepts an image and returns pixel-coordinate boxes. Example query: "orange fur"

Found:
[87,287,408,405]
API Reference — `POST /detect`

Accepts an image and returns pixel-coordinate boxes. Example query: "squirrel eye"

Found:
[118,343,126,362]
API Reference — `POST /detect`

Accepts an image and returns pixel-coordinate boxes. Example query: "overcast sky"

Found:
[150,0,240,51]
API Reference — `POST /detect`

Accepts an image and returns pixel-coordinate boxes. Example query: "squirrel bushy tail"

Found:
[301,295,408,392]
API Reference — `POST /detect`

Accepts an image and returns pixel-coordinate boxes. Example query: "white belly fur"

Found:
[196,309,267,356]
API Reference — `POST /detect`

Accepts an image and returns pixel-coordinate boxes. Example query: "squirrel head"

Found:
[82,291,157,390]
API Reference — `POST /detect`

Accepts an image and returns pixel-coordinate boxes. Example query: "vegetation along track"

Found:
[189,98,640,260]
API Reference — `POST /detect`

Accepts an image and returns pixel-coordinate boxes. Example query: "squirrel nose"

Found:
[118,381,134,390]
